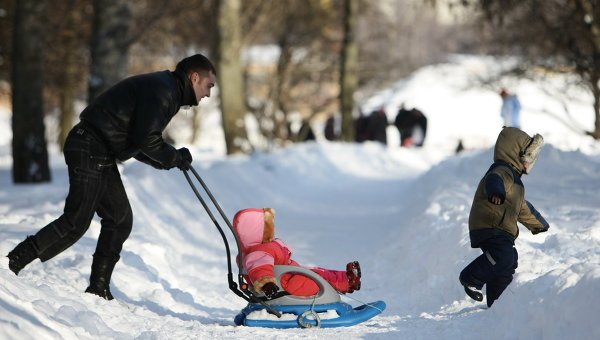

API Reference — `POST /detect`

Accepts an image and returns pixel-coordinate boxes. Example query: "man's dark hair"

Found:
[176,54,216,76]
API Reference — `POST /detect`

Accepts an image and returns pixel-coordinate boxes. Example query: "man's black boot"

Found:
[7,236,39,275]
[85,256,117,300]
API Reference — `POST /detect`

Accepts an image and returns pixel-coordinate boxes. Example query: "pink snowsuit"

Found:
[233,208,350,296]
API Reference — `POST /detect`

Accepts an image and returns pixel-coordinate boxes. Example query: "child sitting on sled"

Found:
[232,207,361,298]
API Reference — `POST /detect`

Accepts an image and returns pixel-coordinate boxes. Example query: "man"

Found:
[394,105,427,147]
[499,88,522,128]
[367,108,388,145]
[6,54,217,300]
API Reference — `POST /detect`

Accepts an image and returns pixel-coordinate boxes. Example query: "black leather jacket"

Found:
[80,70,197,168]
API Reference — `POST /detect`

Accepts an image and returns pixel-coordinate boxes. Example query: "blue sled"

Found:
[234,265,386,328]
[234,300,386,328]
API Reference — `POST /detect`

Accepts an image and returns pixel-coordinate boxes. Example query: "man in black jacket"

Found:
[6,54,216,300]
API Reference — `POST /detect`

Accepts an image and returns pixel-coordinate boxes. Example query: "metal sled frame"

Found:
[182,166,385,328]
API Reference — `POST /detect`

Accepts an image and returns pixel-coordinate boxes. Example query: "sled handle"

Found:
[182,168,236,276]
[184,166,250,292]
[182,166,282,318]
[186,166,243,259]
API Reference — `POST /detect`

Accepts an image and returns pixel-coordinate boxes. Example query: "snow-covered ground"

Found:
[1,56,599,339]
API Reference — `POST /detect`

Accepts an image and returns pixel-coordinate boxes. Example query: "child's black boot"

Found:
[460,277,483,302]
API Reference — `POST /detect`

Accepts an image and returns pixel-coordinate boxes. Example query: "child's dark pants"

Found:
[460,233,518,307]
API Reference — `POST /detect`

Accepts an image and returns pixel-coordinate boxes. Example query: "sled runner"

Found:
[234,265,386,328]
[182,166,386,328]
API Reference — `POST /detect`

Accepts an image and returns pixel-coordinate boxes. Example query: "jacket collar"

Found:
[493,160,523,177]
[173,70,198,107]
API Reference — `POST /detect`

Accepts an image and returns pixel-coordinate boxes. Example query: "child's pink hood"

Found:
[233,208,265,251]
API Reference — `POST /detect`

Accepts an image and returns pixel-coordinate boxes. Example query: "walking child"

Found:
[459,127,549,307]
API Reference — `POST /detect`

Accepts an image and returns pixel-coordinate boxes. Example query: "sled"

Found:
[182,166,386,328]
[234,265,386,328]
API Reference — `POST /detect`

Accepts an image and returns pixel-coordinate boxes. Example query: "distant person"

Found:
[459,127,549,308]
[499,89,521,128]
[298,120,316,142]
[394,105,427,147]
[6,54,217,300]
[455,139,465,154]
[233,208,362,297]
[368,108,388,145]
[324,114,339,141]
[354,109,370,143]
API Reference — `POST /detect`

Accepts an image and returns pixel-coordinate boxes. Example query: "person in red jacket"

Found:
[233,208,362,298]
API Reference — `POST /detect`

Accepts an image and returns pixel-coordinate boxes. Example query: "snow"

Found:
[1,55,599,339]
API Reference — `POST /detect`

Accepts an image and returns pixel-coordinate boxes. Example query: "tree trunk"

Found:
[247,40,292,151]
[190,108,202,144]
[11,0,51,183]
[592,75,600,138]
[576,0,600,139]
[214,0,247,154]
[339,0,359,142]
[58,0,80,150]
[88,0,132,101]
[269,40,292,145]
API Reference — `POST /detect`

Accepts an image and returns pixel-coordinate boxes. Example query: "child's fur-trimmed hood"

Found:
[493,127,543,175]
[232,208,276,251]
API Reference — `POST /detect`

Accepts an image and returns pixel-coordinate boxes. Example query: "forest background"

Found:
[1,0,599,183]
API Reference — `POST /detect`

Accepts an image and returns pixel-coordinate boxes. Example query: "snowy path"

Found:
[2,142,599,339]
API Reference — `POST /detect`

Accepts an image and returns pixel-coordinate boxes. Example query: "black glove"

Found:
[176,147,192,171]
[261,282,279,298]
[532,227,549,235]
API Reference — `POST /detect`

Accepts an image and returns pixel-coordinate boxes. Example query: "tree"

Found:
[213,0,248,154]
[457,0,600,138]
[241,0,342,148]
[339,0,359,142]
[44,0,90,149]
[126,0,214,145]
[11,0,51,183]
[356,1,461,92]
[243,1,296,146]
[0,0,15,84]
[88,0,132,101]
